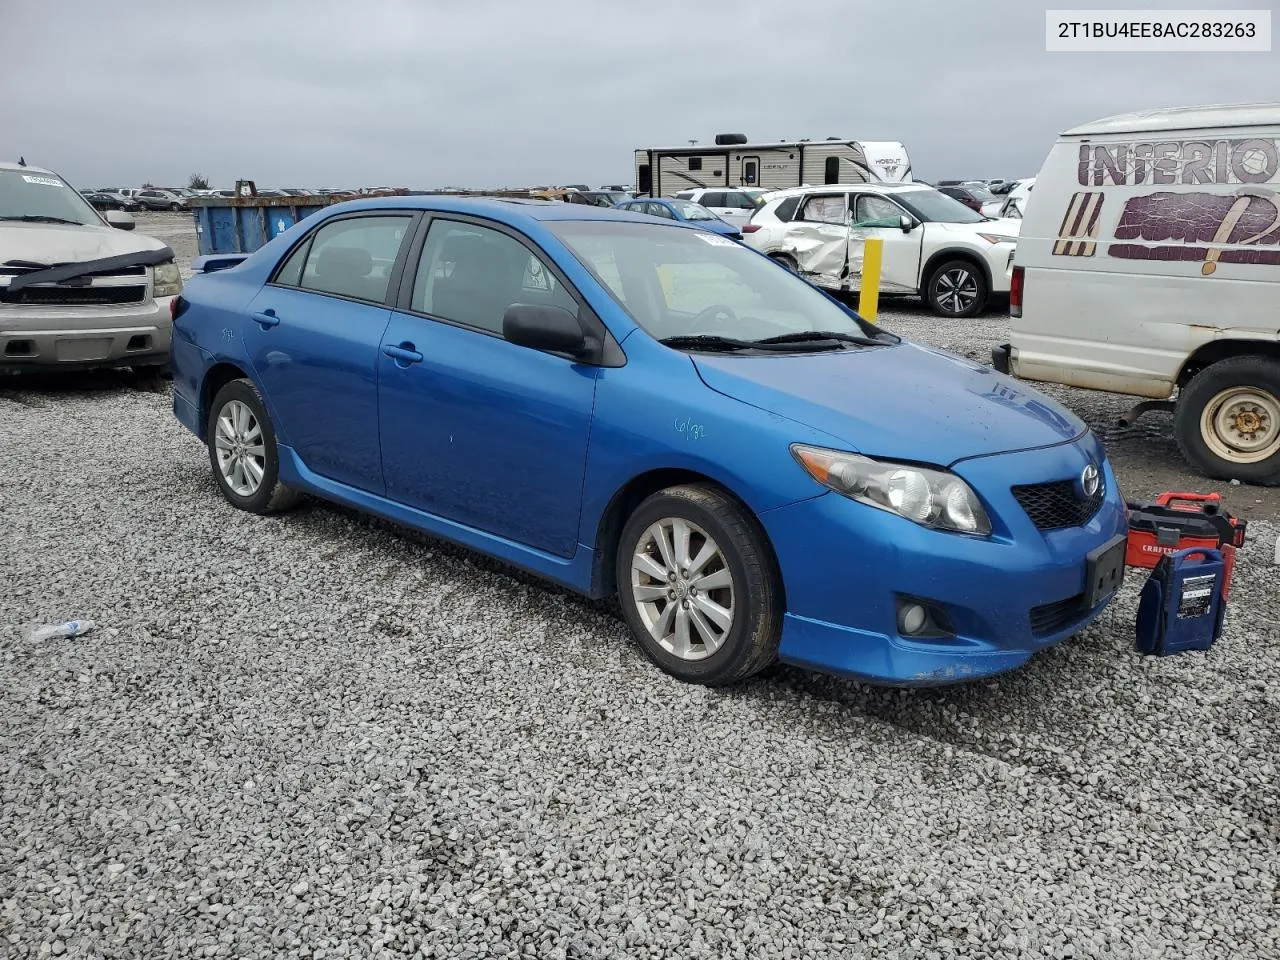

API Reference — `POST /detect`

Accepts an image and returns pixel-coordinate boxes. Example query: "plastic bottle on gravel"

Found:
[29,620,96,641]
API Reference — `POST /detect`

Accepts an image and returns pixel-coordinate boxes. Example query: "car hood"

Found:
[0,221,168,266]
[928,217,1021,238]
[693,341,1085,465]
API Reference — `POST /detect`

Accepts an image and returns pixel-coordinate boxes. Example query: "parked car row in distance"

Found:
[613,197,743,240]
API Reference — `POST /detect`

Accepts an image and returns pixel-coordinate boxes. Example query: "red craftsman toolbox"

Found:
[1125,493,1247,599]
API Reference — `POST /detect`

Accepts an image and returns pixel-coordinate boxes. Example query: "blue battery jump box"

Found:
[1134,547,1227,656]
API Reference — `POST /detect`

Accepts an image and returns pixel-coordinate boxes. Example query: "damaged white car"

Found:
[1,162,181,373]
[742,183,1019,317]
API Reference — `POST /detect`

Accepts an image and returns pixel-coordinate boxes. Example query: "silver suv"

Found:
[1,162,183,373]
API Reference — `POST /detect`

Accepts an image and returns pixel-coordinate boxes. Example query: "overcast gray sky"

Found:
[2,0,1277,189]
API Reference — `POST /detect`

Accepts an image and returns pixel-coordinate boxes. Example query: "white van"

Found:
[995,103,1280,484]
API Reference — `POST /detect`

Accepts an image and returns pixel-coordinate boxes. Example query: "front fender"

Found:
[577,335,845,550]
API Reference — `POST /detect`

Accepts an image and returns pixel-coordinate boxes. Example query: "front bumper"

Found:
[988,246,1015,294]
[0,297,174,372]
[760,435,1127,686]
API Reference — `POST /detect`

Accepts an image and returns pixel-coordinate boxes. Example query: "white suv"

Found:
[1,162,182,373]
[743,184,1020,317]
[672,188,768,226]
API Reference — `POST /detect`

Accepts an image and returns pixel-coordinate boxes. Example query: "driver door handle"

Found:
[383,342,424,365]
[252,310,280,328]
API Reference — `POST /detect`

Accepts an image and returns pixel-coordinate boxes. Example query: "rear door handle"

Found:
[252,310,280,328]
[383,342,424,365]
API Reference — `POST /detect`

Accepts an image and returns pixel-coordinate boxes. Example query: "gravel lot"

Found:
[2,213,1277,959]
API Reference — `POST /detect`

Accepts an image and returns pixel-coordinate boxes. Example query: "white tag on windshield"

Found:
[694,232,736,247]
[22,175,62,187]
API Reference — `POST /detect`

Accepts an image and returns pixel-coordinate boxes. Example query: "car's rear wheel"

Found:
[169,202,181,211]
[616,484,781,685]
[925,259,988,317]
[206,379,301,513]
[1174,356,1280,485]
[770,253,798,272]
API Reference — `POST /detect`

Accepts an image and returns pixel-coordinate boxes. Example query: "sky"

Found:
[2,0,1277,190]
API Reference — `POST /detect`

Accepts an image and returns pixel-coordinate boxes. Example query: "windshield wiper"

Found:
[659,334,759,352]
[0,215,86,225]
[754,330,882,348]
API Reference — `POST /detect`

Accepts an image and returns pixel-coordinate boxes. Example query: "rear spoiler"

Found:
[191,253,250,274]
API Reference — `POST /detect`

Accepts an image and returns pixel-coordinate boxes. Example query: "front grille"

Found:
[1012,478,1104,531]
[0,285,147,306]
[0,264,146,278]
[1030,593,1085,636]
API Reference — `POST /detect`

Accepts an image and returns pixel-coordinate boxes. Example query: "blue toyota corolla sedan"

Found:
[613,197,743,240]
[170,196,1127,687]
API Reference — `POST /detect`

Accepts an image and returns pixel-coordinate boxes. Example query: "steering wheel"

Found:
[691,304,738,329]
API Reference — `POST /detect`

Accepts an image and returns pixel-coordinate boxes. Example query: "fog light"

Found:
[898,603,928,636]
[894,595,956,640]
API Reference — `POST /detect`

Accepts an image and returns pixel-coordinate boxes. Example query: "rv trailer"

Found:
[634,133,912,197]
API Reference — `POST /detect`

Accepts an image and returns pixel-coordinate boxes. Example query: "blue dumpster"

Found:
[188,183,409,256]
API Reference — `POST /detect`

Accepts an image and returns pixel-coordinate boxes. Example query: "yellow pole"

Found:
[858,237,882,323]
[658,264,673,303]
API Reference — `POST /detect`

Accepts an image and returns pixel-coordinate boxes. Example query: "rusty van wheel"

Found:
[1175,356,1280,486]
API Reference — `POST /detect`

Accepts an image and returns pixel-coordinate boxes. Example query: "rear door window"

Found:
[288,215,412,303]
[798,194,848,225]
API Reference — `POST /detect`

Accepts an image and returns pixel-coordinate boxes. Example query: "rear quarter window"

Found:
[772,196,802,222]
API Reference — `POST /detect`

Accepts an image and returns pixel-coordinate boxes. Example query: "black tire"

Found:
[1174,356,1280,486]
[616,484,782,686]
[770,253,798,272]
[205,378,301,513]
[169,202,181,211]
[925,258,988,317]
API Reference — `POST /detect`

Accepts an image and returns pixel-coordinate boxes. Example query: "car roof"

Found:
[1,161,58,175]
[1064,102,1280,136]
[318,195,682,226]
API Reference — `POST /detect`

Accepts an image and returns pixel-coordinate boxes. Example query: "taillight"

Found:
[742,224,761,233]
[1009,266,1024,318]
[170,295,188,322]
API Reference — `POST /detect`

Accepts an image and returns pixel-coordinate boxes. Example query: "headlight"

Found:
[152,261,183,298]
[791,444,992,536]
[978,233,1017,245]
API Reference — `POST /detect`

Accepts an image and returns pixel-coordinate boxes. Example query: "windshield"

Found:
[550,220,879,345]
[671,200,716,221]
[0,169,103,226]
[962,184,996,201]
[893,188,985,224]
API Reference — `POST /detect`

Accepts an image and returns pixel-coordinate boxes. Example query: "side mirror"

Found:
[899,214,917,233]
[503,303,597,361]
[106,209,135,231]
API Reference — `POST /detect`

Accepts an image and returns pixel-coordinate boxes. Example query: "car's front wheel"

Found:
[169,202,181,211]
[925,259,988,317]
[206,379,301,513]
[616,484,781,685]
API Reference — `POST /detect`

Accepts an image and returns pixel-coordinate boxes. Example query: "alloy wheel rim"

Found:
[214,400,267,496]
[935,268,978,314]
[630,518,735,661]
[1200,385,1280,464]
